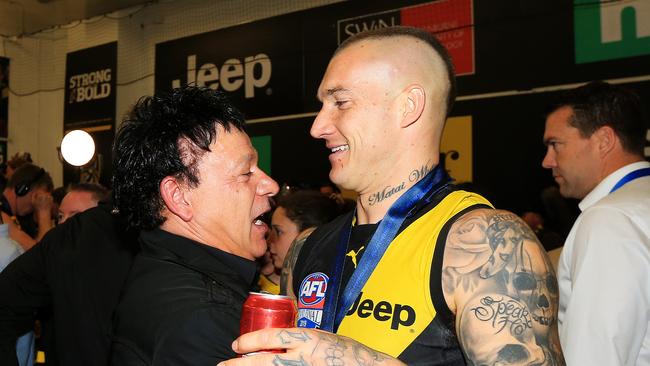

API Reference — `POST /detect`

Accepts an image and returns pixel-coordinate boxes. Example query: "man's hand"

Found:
[217,328,403,366]
[2,211,36,251]
[31,189,54,243]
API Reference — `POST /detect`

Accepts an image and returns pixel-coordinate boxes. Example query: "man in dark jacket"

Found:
[109,86,279,365]
[0,202,137,366]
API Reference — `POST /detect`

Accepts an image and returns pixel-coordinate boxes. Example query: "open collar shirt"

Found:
[558,161,650,366]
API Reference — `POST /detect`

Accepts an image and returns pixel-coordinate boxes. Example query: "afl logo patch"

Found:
[299,272,329,306]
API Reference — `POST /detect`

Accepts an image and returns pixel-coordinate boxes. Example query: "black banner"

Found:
[63,42,117,187]
[155,16,303,120]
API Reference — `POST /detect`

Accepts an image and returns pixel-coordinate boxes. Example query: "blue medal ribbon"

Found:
[609,167,650,194]
[320,165,450,332]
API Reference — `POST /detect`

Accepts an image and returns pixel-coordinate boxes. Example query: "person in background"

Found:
[4,153,33,181]
[264,190,340,296]
[26,182,111,363]
[110,86,278,365]
[0,218,34,366]
[0,153,33,193]
[219,26,563,366]
[0,202,136,366]
[57,183,109,225]
[318,181,355,211]
[50,187,67,225]
[0,163,53,250]
[540,185,579,240]
[256,205,277,294]
[521,211,563,252]
[542,81,650,365]
[257,249,279,294]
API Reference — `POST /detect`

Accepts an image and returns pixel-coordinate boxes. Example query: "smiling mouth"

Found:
[330,145,349,153]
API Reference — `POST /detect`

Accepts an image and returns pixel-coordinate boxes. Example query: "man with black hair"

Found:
[219,26,563,366]
[542,81,650,365]
[109,86,278,365]
[0,163,54,250]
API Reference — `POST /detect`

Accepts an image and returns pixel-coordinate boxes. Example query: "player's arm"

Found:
[2,212,36,251]
[441,208,564,366]
[279,228,315,298]
[0,226,54,366]
[218,327,404,366]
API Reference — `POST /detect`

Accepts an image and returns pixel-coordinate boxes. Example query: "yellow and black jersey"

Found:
[293,186,491,365]
[257,274,280,295]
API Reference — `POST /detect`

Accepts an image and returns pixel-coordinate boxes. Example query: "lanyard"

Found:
[609,167,650,194]
[320,165,450,332]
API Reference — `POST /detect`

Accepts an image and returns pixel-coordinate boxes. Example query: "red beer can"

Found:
[240,292,297,335]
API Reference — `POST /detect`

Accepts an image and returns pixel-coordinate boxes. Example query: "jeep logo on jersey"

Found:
[299,272,328,306]
[346,292,416,330]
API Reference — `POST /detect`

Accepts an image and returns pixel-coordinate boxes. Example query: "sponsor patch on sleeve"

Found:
[297,272,329,329]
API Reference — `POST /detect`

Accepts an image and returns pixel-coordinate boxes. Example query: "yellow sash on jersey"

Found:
[337,191,491,357]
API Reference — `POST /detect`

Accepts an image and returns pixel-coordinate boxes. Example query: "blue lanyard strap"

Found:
[609,167,650,194]
[320,165,450,332]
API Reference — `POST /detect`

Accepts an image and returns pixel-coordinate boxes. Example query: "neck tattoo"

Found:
[367,163,433,206]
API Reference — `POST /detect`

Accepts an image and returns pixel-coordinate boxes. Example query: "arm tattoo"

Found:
[470,296,533,335]
[277,330,312,345]
[460,293,545,365]
[443,209,565,365]
[315,332,386,366]
[324,340,346,366]
[352,343,387,366]
[280,236,309,297]
[273,355,309,366]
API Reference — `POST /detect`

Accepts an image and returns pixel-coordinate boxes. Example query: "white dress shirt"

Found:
[558,161,650,366]
[0,223,23,271]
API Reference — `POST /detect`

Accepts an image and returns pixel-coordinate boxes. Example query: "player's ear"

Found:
[401,84,425,128]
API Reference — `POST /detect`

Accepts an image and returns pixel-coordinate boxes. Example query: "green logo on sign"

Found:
[251,135,271,175]
[574,0,650,63]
